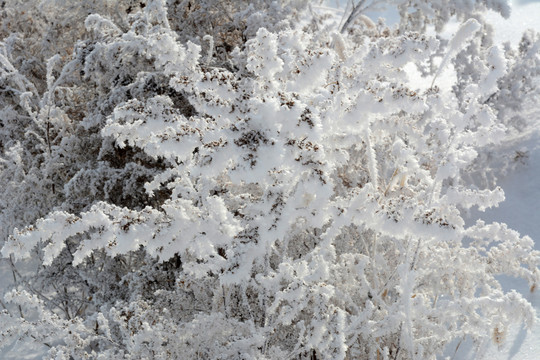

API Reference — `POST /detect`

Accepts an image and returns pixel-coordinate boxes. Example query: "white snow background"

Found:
[1,1,539,359]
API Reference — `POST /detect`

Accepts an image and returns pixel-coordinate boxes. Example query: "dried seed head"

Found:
[492,325,506,346]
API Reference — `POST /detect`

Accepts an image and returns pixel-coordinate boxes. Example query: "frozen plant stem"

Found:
[339,0,385,33]
[431,19,481,88]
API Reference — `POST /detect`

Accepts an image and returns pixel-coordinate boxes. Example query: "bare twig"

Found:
[9,255,69,318]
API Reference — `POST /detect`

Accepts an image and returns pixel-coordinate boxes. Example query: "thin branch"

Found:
[393,323,402,360]
[340,0,366,33]
[0,298,11,315]
[339,0,387,33]
[8,255,69,319]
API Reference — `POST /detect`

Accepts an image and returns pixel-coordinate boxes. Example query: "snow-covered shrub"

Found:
[1,0,539,359]
[338,0,510,34]
[430,17,540,191]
